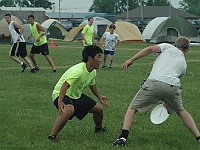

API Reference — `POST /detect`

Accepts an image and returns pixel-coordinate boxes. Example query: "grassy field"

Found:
[0,41,200,150]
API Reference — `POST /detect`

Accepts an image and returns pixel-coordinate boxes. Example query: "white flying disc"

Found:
[150,104,169,124]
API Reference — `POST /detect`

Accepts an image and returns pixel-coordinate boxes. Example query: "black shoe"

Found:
[34,67,39,71]
[53,70,56,73]
[94,127,106,133]
[30,68,36,73]
[102,65,107,68]
[112,137,127,146]
[196,136,200,143]
[48,135,56,142]
[21,63,27,73]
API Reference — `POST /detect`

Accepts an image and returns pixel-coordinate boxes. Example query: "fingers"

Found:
[122,63,128,70]
[103,101,109,106]
[58,103,65,114]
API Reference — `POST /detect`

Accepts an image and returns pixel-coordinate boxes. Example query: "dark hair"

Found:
[88,17,93,21]
[28,15,34,19]
[109,24,116,29]
[82,46,103,62]
[5,14,11,17]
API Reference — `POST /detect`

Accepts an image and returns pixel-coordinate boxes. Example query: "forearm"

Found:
[18,28,24,38]
[90,85,101,99]
[2,33,11,37]
[28,33,33,38]
[58,82,69,102]
[130,47,153,62]
[81,33,86,41]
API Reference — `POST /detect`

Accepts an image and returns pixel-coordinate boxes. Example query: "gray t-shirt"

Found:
[102,32,119,51]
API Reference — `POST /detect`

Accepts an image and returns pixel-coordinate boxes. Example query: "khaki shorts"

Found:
[129,79,184,114]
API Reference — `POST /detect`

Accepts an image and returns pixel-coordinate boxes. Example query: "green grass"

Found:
[0,41,200,150]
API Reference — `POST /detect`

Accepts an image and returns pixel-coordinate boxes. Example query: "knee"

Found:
[63,105,74,116]
[94,104,103,115]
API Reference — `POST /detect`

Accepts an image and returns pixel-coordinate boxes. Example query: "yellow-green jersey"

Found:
[52,62,96,100]
[30,22,47,46]
[82,24,94,46]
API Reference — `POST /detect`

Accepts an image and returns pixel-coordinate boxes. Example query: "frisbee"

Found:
[150,104,169,124]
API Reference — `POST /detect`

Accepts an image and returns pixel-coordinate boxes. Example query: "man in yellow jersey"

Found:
[48,46,109,142]
[27,15,56,72]
[81,17,96,47]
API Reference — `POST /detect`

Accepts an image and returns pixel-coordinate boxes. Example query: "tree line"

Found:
[0,0,200,16]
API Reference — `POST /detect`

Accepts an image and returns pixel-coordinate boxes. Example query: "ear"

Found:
[88,56,92,61]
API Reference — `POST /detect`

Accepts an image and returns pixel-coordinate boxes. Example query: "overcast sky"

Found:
[47,0,181,13]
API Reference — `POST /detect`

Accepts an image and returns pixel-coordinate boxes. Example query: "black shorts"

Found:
[10,42,27,57]
[53,94,97,120]
[30,43,49,55]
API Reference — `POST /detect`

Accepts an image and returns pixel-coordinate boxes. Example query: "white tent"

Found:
[41,19,68,39]
[142,17,168,42]
[79,17,112,39]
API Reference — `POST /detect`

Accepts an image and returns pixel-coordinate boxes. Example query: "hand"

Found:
[122,59,133,70]
[58,100,65,114]
[112,46,116,50]
[27,36,30,40]
[17,36,20,41]
[93,40,97,46]
[84,40,87,45]
[36,38,40,42]
[162,102,167,109]
[103,44,105,48]
[99,96,109,107]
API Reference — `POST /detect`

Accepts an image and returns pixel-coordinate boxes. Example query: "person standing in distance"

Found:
[27,15,56,72]
[102,24,119,68]
[48,45,109,142]
[0,14,35,73]
[112,36,200,146]
[81,17,96,47]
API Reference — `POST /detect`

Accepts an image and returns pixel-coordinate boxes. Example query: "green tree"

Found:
[89,0,139,14]
[0,0,53,9]
[179,0,200,16]
[144,0,169,6]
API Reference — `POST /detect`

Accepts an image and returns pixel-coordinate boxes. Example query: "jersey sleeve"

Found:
[158,43,173,52]
[82,26,88,34]
[115,34,119,41]
[65,69,81,86]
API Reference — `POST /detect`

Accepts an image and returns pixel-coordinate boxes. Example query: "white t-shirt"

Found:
[148,43,187,86]
[103,32,119,51]
[9,21,25,43]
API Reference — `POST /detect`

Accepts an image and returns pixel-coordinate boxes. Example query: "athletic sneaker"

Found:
[53,70,56,73]
[34,67,40,72]
[94,127,106,133]
[30,68,36,73]
[196,136,200,143]
[48,135,56,142]
[21,63,27,73]
[108,66,112,68]
[102,65,107,68]
[112,137,127,146]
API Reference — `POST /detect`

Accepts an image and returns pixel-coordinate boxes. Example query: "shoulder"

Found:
[66,63,84,76]
[158,43,174,50]
[114,33,119,37]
